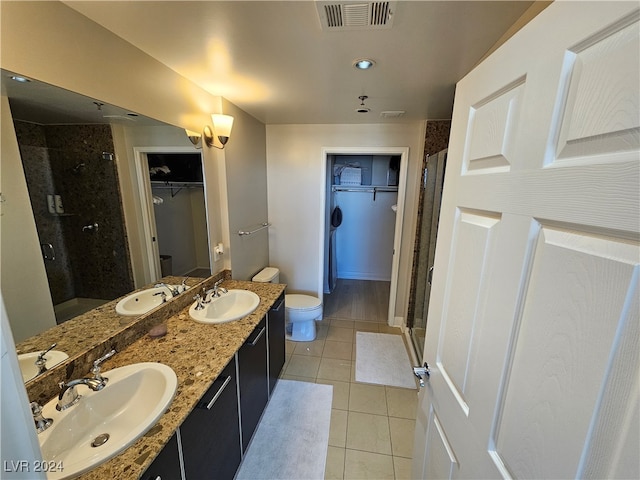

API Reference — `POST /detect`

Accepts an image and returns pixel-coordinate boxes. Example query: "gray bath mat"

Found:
[355,332,417,389]
[236,380,333,480]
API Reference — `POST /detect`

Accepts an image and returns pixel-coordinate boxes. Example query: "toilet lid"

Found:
[285,294,322,311]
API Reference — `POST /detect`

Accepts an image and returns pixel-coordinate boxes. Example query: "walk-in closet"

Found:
[324,154,401,293]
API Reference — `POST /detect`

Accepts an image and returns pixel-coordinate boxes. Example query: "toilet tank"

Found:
[252,267,280,283]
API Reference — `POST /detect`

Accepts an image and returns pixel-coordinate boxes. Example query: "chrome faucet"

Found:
[193,293,206,310]
[56,349,115,411]
[153,291,168,303]
[34,343,57,376]
[206,279,228,301]
[154,282,179,297]
[30,402,53,434]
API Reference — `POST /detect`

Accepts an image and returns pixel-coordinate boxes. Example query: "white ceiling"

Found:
[5,1,536,126]
[59,0,535,125]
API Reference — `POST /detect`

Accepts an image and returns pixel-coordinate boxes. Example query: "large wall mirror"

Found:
[1,69,212,383]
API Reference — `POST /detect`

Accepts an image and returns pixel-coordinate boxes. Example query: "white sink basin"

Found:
[189,289,260,324]
[18,350,68,382]
[38,362,177,480]
[115,285,180,316]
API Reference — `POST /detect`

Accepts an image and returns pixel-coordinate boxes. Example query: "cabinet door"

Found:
[267,294,285,395]
[238,316,268,452]
[142,430,183,480]
[180,358,241,480]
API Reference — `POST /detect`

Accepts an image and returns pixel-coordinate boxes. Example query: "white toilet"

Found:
[252,267,323,342]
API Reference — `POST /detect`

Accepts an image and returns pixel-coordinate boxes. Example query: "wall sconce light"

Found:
[185,129,202,148]
[203,114,234,149]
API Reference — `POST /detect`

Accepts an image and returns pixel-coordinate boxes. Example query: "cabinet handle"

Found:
[272,297,284,312]
[202,376,232,410]
[247,326,266,346]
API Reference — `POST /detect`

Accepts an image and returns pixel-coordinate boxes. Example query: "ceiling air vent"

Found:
[380,111,405,119]
[316,1,396,31]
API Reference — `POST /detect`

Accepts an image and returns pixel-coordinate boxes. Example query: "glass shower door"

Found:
[409,149,446,361]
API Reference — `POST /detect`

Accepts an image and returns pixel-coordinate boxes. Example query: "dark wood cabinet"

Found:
[142,358,241,480]
[180,357,241,480]
[237,316,269,452]
[143,303,280,479]
[267,293,285,395]
[142,430,183,480]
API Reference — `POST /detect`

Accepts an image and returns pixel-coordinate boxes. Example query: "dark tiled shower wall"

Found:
[14,122,134,308]
[406,120,451,329]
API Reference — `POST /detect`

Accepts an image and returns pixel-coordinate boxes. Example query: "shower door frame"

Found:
[408,148,447,361]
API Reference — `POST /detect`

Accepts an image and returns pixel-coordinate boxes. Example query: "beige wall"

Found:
[266,123,426,324]
[0,96,57,342]
[0,1,214,133]
[222,99,269,281]
[1,1,269,291]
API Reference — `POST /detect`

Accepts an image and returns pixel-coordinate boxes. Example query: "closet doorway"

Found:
[321,147,408,326]
[134,147,211,283]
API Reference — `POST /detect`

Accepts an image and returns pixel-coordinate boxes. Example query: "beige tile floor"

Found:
[280,279,418,480]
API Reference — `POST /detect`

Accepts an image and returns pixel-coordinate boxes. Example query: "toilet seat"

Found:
[285,294,322,311]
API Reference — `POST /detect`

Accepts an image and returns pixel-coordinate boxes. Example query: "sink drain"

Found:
[91,433,110,448]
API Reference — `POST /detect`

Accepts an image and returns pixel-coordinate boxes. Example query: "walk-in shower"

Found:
[13,121,134,323]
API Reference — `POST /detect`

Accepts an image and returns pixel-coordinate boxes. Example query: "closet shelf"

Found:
[332,185,398,201]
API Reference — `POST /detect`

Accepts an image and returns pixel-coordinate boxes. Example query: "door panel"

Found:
[414,3,640,479]
[555,16,639,162]
[425,410,458,480]
[494,226,638,478]
[439,209,500,413]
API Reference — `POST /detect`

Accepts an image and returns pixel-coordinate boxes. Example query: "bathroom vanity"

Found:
[143,293,285,480]
[21,275,286,480]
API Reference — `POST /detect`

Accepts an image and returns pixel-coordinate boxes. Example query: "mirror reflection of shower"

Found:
[13,121,134,323]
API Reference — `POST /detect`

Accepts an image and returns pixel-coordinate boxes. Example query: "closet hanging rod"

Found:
[238,222,271,236]
[332,186,398,193]
[332,185,398,201]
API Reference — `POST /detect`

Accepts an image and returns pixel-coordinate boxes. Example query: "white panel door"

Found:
[413,3,639,479]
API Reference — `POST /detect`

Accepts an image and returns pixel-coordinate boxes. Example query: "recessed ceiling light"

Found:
[353,58,376,70]
[10,75,31,83]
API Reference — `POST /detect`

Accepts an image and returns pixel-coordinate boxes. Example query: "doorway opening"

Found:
[320,147,408,326]
[134,148,212,283]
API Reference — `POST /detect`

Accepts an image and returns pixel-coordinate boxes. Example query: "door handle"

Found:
[413,362,430,387]
[427,266,434,286]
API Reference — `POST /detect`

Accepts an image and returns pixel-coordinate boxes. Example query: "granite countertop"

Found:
[23,274,221,405]
[79,279,286,480]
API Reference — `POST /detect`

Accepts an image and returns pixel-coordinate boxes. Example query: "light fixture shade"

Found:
[212,114,234,140]
[185,129,202,148]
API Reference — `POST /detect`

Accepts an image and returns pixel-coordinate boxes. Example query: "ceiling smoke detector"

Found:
[316,1,396,31]
[356,95,370,113]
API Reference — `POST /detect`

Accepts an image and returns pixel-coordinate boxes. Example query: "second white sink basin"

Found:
[38,362,177,480]
[18,350,68,382]
[115,285,180,316]
[189,289,260,324]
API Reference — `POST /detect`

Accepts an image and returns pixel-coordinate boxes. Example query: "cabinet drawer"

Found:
[142,430,182,480]
[238,316,269,452]
[180,358,241,480]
